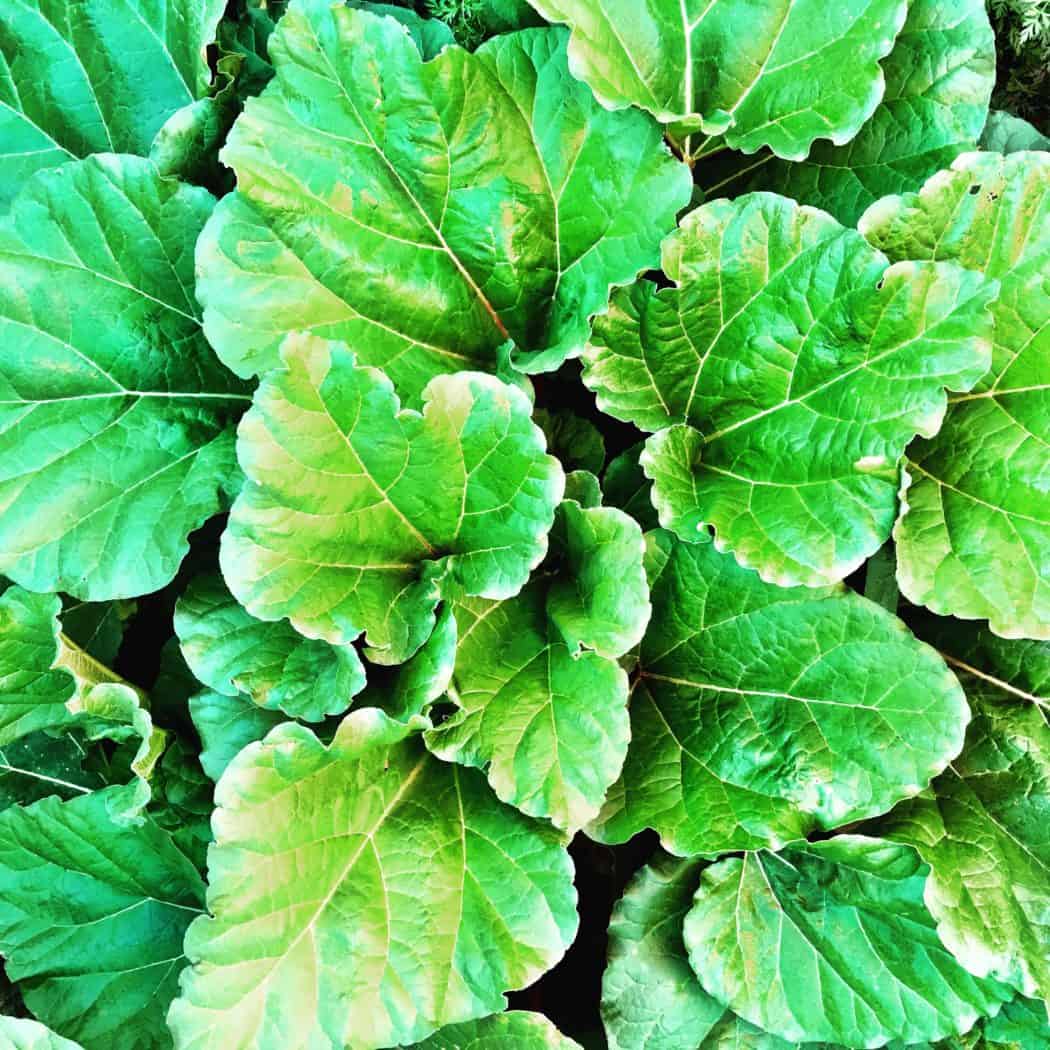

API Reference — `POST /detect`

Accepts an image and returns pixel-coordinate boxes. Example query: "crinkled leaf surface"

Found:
[0,155,250,600]
[748,0,995,224]
[175,572,365,721]
[602,852,724,1050]
[683,837,1012,1047]
[405,1011,582,1049]
[873,618,1050,1004]
[356,605,457,723]
[0,0,225,208]
[590,531,970,855]
[0,589,77,745]
[195,0,690,400]
[188,690,283,781]
[0,788,205,1050]
[860,151,1050,639]
[0,1017,83,1050]
[425,498,644,828]
[168,710,578,1050]
[221,334,563,660]
[980,111,1050,154]
[584,193,995,586]
[526,0,906,160]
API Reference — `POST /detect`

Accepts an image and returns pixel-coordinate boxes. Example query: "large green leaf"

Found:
[174,572,365,721]
[0,1017,83,1050]
[195,0,690,401]
[590,531,970,855]
[221,334,564,660]
[860,151,1050,639]
[0,155,250,601]
[0,0,225,208]
[0,788,205,1050]
[526,0,907,161]
[744,0,995,224]
[602,852,724,1050]
[873,618,1050,1004]
[683,837,1012,1047]
[168,710,578,1050]
[584,193,995,586]
[426,499,645,828]
[980,111,1050,154]
[981,997,1050,1049]
[406,1011,582,1048]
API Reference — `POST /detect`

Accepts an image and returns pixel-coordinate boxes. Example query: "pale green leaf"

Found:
[168,710,578,1050]
[175,572,365,721]
[405,1011,582,1048]
[872,618,1050,1004]
[356,605,457,723]
[683,837,1012,1046]
[590,531,971,855]
[0,155,251,601]
[348,2,456,56]
[0,0,225,208]
[744,0,995,225]
[563,469,602,508]
[861,151,1050,639]
[0,1016,84,1050]
[526,0,907,160]
[221,334,564,660]
[0,788,205,1050]
[195,1,690,401]
[425,498,645,828]
[188,690,284,781]
[602,852,724,1050]
[584,193,995,586]
[980,111,1050,154]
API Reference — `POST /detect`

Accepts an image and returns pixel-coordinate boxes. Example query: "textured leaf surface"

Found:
[981,996,1050,1049]
[534,408,606,475]
[406,1011,582,1049]
[0,0,225,207]
[0,733,99,812]
[860,151,1050,634]
[0,1017,83,1050]
[683,837,1012,1046]
[980,111,1050,153]
[584,193,995,586]
[590,531,970,855]
[527,0,906,159]
[861,152,1050,639]
[169,710,578,1050]
[0,789,204,1050]
[750,0,995,224]
[602,852,724,1050]
[0,155,249,600]
[426,499,644,828]
[188,690,283,781]
[195,0,689,400]
[175,573,365,721]
[221,334,563,660]
[873,618,1050,1004]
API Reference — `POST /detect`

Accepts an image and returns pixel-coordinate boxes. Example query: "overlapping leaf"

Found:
[590,530,970,855]
[584,192,996,586]
[0,0,225,208]
[406,1011,582,1049]
[168,710,578,1050]
[740,0,996,224]
[683,837,1012,1046]
[0,155,250,600]
[873,618,1050,1005]
[526,0,907,160]
[426,497,648,828]
[175,573,365,721]
[860,151,1050,638]
[195,0,690,401]
[0,1017,84,1050]
[221,333,563,661]
[188,691,283,781]
[0,789,205,1050]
